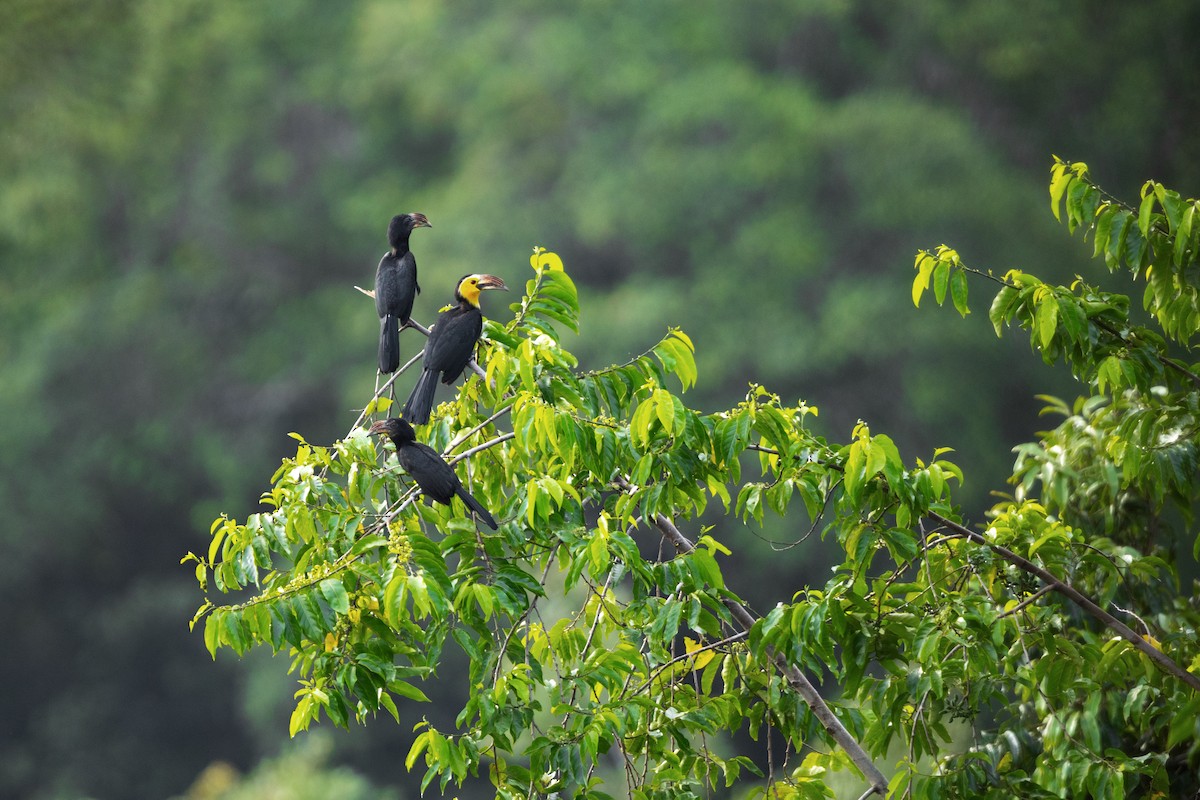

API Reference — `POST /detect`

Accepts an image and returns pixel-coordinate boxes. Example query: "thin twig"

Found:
[627,631,748,697]
[1112,603,1152,636]
[996,584,1055,619]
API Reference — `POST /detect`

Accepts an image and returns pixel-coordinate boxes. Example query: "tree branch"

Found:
[638,498,886,795]
[447,432,516,465]
[924,510,1200,692]
[1090,317,1200,390]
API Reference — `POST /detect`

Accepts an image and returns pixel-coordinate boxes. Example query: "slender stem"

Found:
[996,584,1055,619]
[628,631,748,697]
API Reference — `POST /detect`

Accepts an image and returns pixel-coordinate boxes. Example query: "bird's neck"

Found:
[390,241,410,258]
[458,286,481,308]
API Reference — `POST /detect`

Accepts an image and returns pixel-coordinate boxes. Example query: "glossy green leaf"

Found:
[933,260,950,306]
[949,268,969,317]
[319,578,350,614]
[1036,295,1058,350]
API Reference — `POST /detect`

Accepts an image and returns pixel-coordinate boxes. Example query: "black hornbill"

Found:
[402,273,508,425]
[368,417,498,530]
[375,212,431,374]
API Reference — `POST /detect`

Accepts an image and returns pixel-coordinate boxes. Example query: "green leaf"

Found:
[844,440,866,500]
[1056,295,1087,344]
[390,680,431,703]
[1049,163,1071,221]
[1172,203,1194,267]
[1093,205,1117,258]
[1106,210,1133,268]
[1036,295,1058,350]
[319,578,350,614]
[293,592,327,640]
[406,730,432,771]
[1066,177,1087,232]
[864,440,887,481]
[654,389,676,434]
[691,548,724,590]
[289,694,314,737]
[989,285,1020,336]
[912,253,936,307]
[1157,185,1185,230]
[736,483,763,524]
[1138,192,1156,237]
[383,572,408,628]
[949,269,969,317]
[1167,697,1200,748]
[933,260,950,306]
[203,611,222,659]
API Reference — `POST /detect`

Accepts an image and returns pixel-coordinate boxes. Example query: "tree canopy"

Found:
[193,163,1200,799]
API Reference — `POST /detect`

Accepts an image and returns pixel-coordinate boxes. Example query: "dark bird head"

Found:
[368,417,417,445]
[387,212,432,253]
[454,274,509,308]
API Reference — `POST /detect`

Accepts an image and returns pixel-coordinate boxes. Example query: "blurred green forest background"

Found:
[2,1,1197,797]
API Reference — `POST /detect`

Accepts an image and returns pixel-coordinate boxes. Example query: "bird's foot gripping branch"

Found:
[189,158,1200,800]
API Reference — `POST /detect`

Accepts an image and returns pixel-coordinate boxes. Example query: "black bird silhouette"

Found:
[369,417,498,530]
[402,273,508,424]
[375,212,430,373]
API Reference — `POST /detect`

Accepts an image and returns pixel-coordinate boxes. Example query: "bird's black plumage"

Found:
[369,417,498,530]
[402,273,508,424]
[375,212,430,373]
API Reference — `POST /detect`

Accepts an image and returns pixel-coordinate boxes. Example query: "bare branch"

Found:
[447,432,516,465]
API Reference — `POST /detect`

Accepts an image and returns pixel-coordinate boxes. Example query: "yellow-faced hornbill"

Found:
[375,212,431,374]
[402,273,508,424]
[369,417,498,530]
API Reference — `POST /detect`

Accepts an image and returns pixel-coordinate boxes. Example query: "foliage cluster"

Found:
[196,163,1200,799]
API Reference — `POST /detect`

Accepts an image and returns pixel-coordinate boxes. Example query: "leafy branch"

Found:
[924,509,1200,692]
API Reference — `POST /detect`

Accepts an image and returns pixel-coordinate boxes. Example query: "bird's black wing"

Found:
[398,442,459,505]
[375,251,419,324]
[374,255,389,318]
[424,306,483,384]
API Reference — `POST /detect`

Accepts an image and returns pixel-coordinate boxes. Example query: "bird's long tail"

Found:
[402,367,439,425]
[456,486,498,530]
[379,314,400,374]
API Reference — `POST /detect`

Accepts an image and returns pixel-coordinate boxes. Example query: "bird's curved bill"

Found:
[367,420,389,435]
[476,275,508,291]
[410,213,432,228]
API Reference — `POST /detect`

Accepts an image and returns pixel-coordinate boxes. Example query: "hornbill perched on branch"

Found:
[402,273,508,424]
[369,417,498,530]
[375,212,431,373]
